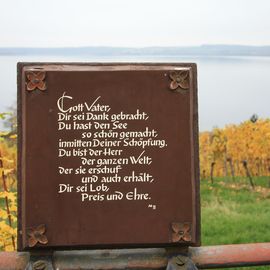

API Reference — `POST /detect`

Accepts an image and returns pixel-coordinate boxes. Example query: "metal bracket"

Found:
[166,255,198,270]
[26,252,54,270]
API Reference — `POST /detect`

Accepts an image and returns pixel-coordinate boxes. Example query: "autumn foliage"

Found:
[0,137,17,251]
[0,112,17,251]
[200,118,270,180]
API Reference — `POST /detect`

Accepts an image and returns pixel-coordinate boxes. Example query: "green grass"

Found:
[201,176,270,270]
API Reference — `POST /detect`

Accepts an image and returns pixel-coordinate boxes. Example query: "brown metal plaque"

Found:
[17,63,200,250]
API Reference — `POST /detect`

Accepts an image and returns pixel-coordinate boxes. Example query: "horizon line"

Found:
[1,44,270,49]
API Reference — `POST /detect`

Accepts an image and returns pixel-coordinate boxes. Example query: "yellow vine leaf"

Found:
[0,221,16,236]
[9,134,17,139]
[0,192,16,203]
[4,244,15,252]
[9,204,17,212]
[3,168,15,175]
[0,191,9,198]
[0,209,8,219]
[6,192,16,203]
[0,157,14,163]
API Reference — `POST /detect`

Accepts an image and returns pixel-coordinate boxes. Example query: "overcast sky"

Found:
[1,0,270,47]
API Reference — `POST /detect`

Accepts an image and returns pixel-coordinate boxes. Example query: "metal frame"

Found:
[1,243,270,269]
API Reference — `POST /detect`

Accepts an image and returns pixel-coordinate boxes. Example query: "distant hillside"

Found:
[1,45,270,56]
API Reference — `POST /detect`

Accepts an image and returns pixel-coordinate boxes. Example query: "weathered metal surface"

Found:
[1,243,270,269]
[54,248,169,270]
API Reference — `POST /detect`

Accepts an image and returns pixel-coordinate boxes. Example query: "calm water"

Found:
[1,55,270,131]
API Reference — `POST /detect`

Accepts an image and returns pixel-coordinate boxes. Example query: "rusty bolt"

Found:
[176,255,186,266]
[33,260,47,270]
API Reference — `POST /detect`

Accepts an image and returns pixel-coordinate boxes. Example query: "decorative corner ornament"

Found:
[169,70,189,92]
[27,224,48,247]
[26,71,47,91]
[171,222,192,243]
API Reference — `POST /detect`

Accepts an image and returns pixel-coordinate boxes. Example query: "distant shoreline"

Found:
[1,45,270,57]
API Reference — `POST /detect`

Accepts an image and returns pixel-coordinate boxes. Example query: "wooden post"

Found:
[210,162,215,184]
[227,157,235,182]
[242,160,255,189]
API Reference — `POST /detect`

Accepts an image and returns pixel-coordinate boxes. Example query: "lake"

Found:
[1,55,270,131]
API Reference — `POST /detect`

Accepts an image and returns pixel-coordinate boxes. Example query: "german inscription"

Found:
[57,92,167,207]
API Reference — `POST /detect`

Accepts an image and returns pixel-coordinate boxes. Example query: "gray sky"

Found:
[1,0,270,47]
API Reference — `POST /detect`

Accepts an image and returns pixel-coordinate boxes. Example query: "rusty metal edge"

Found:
[1,243,270,269]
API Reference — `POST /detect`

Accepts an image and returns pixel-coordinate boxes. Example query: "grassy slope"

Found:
[201,177,270,270]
